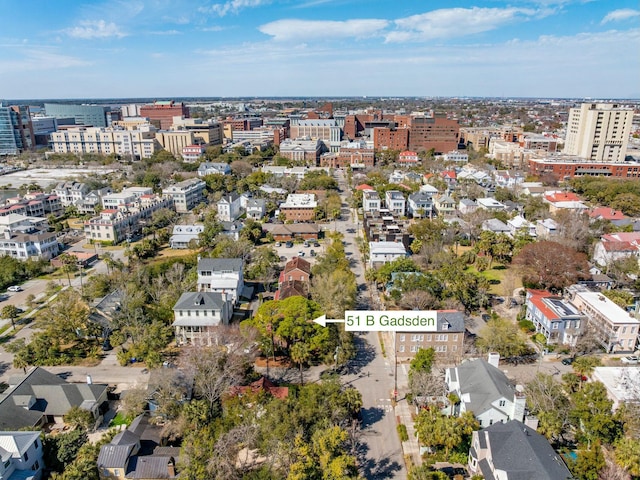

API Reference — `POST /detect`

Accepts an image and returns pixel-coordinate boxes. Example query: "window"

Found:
[34,440,39,449]
[399,334,405,342]
[489,419,494,425]
[410,345,418,352]
[24,452,28,462]
[399,345,405,353]
[453,334,458,341]
[499,400,506,407]
[32,461,39,471]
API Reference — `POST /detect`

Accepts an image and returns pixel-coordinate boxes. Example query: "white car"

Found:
[621,356,639,364]
[7,286,22,292]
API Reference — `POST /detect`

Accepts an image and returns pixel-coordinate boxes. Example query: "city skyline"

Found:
[1,0,639,100]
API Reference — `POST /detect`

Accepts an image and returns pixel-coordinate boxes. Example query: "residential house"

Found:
[196,257,245,305]
[445,356,526,426]
[219,220,243,241]
[198,162,231,176]
[525,290,584,346]
[566,284,639,353]
[468,421,572,480]
[362,190,381,214]
[443,150,468,163]
[162,178,206,213]
[395,310,465,362]
[434,195,456,217]
[278,194,317,222]
[53,181,90,208]
[385,190,406,217]
[97,414,179,480]
[481,218,510,234]
[507,215,536,238]
[476,197,507,211]
[419,184,439,196]
[279,257,311,285]
[269,223,320,241]
[274,280,308,301]
[592,232,640,267]
[535,218,558,239]
[0,367,108,430]
[245,198,266,220]
[544,191,588,214]
[216,193,242,222]
[388,170,405,184]
[588,207,629,225]
[441,170,457,188]
[493,170,524,188]
[0,225,59,260]
[397,150,419,167]
[368,241,407,268]
[172,292,233,346]
[0,431,45,480]
[76,187,113,215]
[458,199,477,215]
[407,191,434,218]
[169,224,203,249]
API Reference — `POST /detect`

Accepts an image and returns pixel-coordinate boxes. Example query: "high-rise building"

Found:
[0,105,34,156]
[44,103,112,128]
[564,103,633,162]
[139,101,190,130]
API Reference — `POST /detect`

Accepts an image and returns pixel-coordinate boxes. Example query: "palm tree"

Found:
[290,342,311,385]
[58,253,78,287]
[1,305,20,330]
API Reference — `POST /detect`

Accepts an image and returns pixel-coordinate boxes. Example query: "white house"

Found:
[446,356,526,427]
[592,232,640,268]
[407,191,433,218]
[162,178,206,213]
[362,190,381,214]
[217,193,242,222]
[245,198,266,220]
[169,224,204,249]
[476,198,507,211]
[198,162,231,176]
[368,242,407,268]
[507,215,536,238]
[172,292,233,346]
[443,150,468,163]
[196,257,245,305]
[535,218,558,239]
[0,431,45,480]
[385,190,406,217]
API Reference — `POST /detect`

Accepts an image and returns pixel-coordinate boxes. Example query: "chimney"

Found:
[167,458,176,477]
[525,416,539,431]
[487,352,500,368]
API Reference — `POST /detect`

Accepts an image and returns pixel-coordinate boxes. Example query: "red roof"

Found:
[528,291,559,320]
[588,207,627,221]
[441,170,457,179]
[399,150,418,156]
[544,191,580,203]
[283,256,311,275]
[356,184,375,191]
[229,376,289,399]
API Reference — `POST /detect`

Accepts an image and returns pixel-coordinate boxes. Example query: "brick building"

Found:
[408,115,459,153]
[395,310,465,362]
[139,101,189,130]
[528,157,640,179]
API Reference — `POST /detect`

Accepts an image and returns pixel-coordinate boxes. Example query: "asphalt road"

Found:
[331,169,407,480]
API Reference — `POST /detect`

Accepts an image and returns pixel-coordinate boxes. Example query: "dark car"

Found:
[285,241,293,248]
[481,314,491,322]
[313,242,320,247]
[562,357,574,366]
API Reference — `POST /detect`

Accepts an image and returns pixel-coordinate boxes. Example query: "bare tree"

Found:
[207,423,259,480]
[399,290,439,310]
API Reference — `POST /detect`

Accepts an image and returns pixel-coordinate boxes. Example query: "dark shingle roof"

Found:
[98,444,135,469]
[455,359,515,416]
[127,456,176,479]
[173,292,227,312]
[480,421,571,479]
[197,257,243,272]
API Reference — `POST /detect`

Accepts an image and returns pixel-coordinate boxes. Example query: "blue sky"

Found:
[1,0,639,99]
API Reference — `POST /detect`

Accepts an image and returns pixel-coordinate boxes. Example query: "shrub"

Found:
[397,423,409,442]
[519,319,536,332]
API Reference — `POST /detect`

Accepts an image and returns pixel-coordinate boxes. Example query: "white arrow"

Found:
[313,314,345,327]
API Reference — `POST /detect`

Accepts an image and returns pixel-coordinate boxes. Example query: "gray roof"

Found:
[482,218,510,232]
[454,359,515,416]
[98,444,135,469]
[438,311,465,333]
[197,257,243,272]
[0,432,40,456]
[408,191,434,203]
[127,456,176,479]
[480,421,571,479]
[173,292,228,313]
[0,367,107,430]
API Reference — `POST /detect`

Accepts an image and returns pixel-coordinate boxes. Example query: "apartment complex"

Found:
[279,194,317,222]
[564,103,633,162]
[567,285,639,353]
[395,310,465,361]
[50,126,160,159]
[162,178,206,213]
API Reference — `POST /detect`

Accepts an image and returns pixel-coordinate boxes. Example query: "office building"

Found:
[139,101,189,130]
[44,103,113,128]
[564,103,633,162]
[0,105,34,155]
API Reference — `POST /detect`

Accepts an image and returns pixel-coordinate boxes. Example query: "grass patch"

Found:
[378,332,386,358]
[466,264,522,295]
[109,412,130,427]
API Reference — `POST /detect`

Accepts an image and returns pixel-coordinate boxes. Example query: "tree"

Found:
[513,241,590,291]
[570,382,618,444]
[309,269,357,320]
[1,304,20,329]
[613,437,640,477]
[64,406,95,430]
[44,429,89,474]
[290,342,311,385]
[410,348,435,376]
[58,253,78,286]
[476,317,532,359]
[414,409,479,457]
[569,442,605,480]
[572,356,601,388]
[523,373,570,441]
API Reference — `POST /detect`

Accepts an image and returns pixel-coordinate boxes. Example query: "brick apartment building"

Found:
[395,310,465,362]
[528,157,640,179]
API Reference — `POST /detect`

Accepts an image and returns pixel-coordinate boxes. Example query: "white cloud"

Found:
[259,18,389,41]
[148,29,181,35]
[601,8,640,24]
[0,49,91,74]
[201,0,270,17]
[64,20,127,39]
[387,7,539,43]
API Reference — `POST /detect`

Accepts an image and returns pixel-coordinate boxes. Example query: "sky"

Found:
[1,0,639,99]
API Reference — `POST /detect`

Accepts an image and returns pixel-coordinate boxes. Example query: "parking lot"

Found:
[271,238,325,265]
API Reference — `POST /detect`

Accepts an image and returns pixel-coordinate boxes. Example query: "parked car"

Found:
[313,242,320,247]
[275,242,282,247]
[279,256,287,262]
[285,241,293,248]
[561,357,575,366]
[303,241,310,247]
[621,355,639,364]
[298,251,305,257]
[481,313,491,322]
[7,286,22,292]
[310,249,316,257]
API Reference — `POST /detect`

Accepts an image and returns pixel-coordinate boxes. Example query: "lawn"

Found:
[466,264,522,295]
[109,412,130,427]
